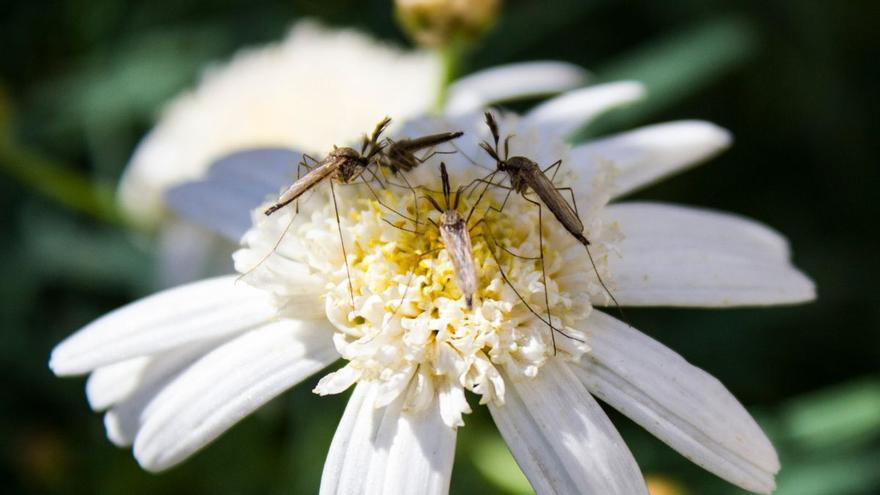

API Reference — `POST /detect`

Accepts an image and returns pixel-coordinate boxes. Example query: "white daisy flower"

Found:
[52,86,814,494]
[119,19,588,227]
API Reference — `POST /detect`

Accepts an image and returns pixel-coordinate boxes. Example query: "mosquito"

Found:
[423,162,478,309]
[257,117,462,309]
[473,111,620,316]
[380,162,575,348]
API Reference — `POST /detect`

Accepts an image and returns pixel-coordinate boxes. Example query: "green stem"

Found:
[0,141,129,226]
[434,43,463,112]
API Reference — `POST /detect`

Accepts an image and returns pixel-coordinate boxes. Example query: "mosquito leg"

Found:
[362,164,387,188]
[463,171,502,222]
[381,217,420,234]
[237,206,300,283]
[479,233,585,344]
[547,186,622,313]
[585,243,624,317]
[359,175,417,223]
[395,172,422,227]
[386,247,442,321]
[292,158,313,215]
[301,153,321,167]
[416,149,456,163]
[329,180,355,311]
[522,196,558,355]
[481,188,513,223]
[543,159,563,182]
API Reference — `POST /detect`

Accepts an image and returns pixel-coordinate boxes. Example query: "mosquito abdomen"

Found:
[439,212,477,310]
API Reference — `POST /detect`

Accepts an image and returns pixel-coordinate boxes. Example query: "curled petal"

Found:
[570,120,731,198]
[523,81,645,138]
[445,61,589,115]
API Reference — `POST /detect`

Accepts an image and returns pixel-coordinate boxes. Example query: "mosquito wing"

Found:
[264,156,342,215]
[394,131,464,152]
[525,166,586,243]
[383,131,464,173]
[439,211,477,309]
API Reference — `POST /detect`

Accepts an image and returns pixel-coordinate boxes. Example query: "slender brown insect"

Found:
[423,163,478,309]
[472,111,620,345]
[478,112,589,244]
[257,117,463,310]
[264,122,463,216]
[263,118,391,216]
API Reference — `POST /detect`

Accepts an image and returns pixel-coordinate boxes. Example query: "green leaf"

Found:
[578,15,758,139]
[470,433,532,495]
[775,450,880,495]
[780,377,880,451]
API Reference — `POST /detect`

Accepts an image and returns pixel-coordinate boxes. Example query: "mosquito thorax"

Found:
[332,146,368,183]
[503,156,539,172]
[499,156,538,193]
[439,210,464,228]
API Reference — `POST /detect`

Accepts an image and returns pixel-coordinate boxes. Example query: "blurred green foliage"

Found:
[1,1,878,494]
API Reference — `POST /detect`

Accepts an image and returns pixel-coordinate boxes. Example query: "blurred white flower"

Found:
[52,85,815,494]
[120,20,587,227]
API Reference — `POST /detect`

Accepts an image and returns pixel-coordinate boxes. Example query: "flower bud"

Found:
[395,0,500,48]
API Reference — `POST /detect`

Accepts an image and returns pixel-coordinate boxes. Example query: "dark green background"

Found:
[1,1,877,494]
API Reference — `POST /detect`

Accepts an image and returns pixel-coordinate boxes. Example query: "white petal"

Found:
[523,81,645,138]
[606,202,791,261]
[165,148,301,242]
[570,121,731,198]
[314,364,361,396]
[445,61,589,115]
[321,382,456,495]
[49,275,278,376]
[133,319,337,471]
[103,338,225,446]
[602,202,816,307]
[86,357,151,411]
[489,360,648,495]
[574,311,779,493]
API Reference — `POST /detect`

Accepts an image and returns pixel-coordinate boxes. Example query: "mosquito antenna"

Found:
[454,186,464,211]
[503,135,514,161]
[484,112,500,150]
[439,162,451,209]
[358,174,417,223]
[422,193,443,213]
